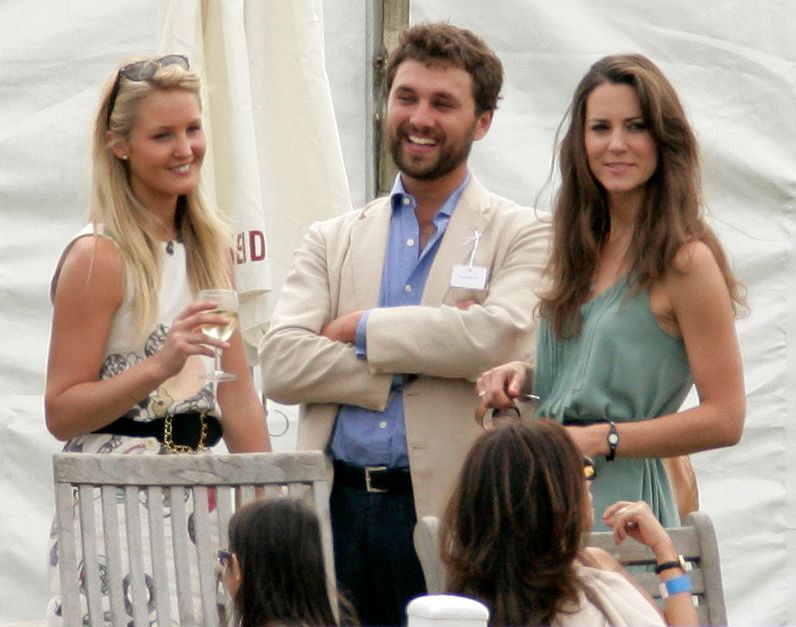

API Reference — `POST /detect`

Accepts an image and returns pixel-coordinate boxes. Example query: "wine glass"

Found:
[198,288,239,382]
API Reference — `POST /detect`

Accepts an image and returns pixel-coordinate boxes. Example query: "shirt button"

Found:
[402,197,411,205]
[379,421,387,429]
[406,238,415,247]
[404,284,412,293]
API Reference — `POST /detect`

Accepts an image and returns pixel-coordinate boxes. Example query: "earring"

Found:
[120,155,128,161]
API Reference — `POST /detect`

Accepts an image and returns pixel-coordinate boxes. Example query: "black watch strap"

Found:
[655,554,686,574]
[605,421,619,462]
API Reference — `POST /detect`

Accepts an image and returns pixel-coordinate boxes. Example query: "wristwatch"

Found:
[605,421,619,462]
[654,554,687,574]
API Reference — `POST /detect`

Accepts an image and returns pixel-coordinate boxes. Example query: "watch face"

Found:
[608,432,619,445]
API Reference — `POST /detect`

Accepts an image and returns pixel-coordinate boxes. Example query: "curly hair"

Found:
[384,22,503,114]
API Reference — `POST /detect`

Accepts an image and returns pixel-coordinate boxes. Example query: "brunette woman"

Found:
[221,498,352,627]
[441,420,698,626]
[476,54,744,528]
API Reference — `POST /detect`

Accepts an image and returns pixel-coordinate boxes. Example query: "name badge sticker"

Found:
[450,229,489,289]
[450,264,489,289]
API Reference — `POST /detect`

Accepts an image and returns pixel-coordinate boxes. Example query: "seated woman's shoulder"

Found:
[579,546,623,572]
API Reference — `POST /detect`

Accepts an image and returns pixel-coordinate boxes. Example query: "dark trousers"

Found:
[330,482,427,627]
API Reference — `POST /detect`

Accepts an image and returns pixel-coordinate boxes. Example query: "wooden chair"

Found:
[53,451,335,627]
[414,511,727,626]
[413,515,444,594]
[588,511,727,626]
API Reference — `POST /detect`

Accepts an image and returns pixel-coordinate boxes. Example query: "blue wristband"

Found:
[659,574,692,599]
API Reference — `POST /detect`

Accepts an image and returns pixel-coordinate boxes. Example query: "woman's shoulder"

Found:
[579,546,623,572]
[571,562,666,626]
[669,239,719,275]
[51,226,124,303]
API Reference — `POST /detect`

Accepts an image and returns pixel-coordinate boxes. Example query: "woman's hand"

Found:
[602,500,676,559]
[149,299,232,380]
[475,361,531,411]
[602,500,699,625]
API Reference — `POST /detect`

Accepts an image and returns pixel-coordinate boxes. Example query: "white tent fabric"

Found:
[158,0,273,349]
[156,0,351,352]
[0,1,794,624]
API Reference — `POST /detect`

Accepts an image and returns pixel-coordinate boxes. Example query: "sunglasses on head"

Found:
[106,54,190,127]
[583,457,596,481]
[217,548,232,568]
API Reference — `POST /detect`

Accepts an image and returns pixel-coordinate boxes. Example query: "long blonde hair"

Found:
[91,56,231,339]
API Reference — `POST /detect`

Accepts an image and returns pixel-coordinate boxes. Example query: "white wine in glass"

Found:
[198,288,239,382]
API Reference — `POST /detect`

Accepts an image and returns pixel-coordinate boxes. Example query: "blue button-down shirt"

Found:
[328,174,470,468]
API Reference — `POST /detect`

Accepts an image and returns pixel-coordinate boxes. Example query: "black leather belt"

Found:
[93,412,223,451]
[333,460,413,494]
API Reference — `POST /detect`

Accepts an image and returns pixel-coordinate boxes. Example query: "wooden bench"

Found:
[414,511,727,626]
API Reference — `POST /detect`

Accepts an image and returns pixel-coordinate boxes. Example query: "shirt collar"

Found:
[389,172,471,221]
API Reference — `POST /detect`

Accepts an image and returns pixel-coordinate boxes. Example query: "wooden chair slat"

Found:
[53,451,335,627]
[100,484,127,623]
[77,485,103,626]
[146,485,172,623]
[215,486,234,622]
[54,452,328,485]
[54,482,81,624]
[238,484,256,504]
[123,486,149,627]
[168,485,196,625]
[191,486,219,627]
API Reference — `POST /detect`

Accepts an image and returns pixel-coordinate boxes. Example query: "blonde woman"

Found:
[45,55,270,623]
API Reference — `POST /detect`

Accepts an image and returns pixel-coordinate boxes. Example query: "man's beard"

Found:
[389,125,476,181]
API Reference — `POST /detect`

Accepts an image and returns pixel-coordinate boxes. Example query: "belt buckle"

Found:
[364,466,388,493]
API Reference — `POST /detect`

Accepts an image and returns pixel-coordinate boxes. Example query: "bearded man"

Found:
[261,22,550,627]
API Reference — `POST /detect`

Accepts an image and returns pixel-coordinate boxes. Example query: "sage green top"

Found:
[533,278,692,529]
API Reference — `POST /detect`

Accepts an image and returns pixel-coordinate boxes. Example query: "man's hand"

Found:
[321,310,364,344]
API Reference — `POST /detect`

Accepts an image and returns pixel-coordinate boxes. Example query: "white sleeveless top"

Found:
[51,225,218,455]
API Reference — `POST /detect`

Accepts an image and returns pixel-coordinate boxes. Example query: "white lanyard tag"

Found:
[450,230,488,290]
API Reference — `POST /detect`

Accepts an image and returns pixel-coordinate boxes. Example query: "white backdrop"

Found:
[1,1,794,624]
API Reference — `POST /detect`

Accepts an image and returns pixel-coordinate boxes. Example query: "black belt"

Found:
[333,460,413,494]
[93,412,223,451]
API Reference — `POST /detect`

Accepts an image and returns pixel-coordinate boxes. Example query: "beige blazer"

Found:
[261,176,551,517]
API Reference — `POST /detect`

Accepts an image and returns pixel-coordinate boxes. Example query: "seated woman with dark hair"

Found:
[220,498,355,627]
[440,420,697,626]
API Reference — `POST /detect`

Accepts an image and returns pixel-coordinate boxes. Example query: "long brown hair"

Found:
[440,420,586,626]
[540,53,744,337]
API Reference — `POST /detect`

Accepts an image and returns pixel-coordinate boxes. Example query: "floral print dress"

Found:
[47,227,221,625]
